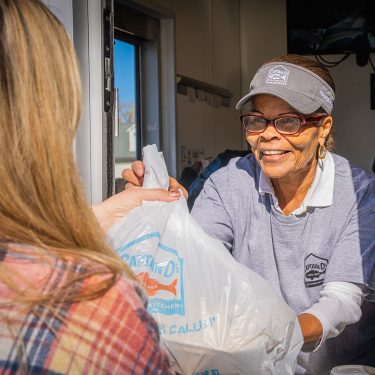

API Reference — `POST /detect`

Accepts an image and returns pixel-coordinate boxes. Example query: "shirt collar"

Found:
[258,152,335,215]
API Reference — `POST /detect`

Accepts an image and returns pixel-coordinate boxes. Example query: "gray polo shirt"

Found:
[191,152,375,374]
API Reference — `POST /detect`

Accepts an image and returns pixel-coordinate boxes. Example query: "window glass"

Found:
[114,38,138,192]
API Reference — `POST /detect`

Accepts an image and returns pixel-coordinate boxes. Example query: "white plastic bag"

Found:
[108,144,303,375]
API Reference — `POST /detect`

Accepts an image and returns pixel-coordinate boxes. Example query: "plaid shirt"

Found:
[0,244,174,374]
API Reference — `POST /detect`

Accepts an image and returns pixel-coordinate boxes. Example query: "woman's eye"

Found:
[279,117,300,124]
[251,117,265,123]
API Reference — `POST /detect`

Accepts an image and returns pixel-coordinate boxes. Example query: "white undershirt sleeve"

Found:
[301,281,367,352]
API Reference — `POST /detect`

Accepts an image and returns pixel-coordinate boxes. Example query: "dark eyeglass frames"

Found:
[240,114,327,135]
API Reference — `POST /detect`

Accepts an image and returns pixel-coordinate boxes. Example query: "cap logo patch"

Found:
[266,65,289,85]
[319,90,333,109]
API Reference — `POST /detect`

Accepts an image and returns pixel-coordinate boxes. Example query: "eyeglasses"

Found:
[240,114,327,135]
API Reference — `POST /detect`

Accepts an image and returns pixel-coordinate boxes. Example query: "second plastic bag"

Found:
[108,145,303,375]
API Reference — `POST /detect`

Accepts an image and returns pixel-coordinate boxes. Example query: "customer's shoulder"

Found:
[332,153,375,191]
[204,153,258,195]
[1,243,145,305]
[211,152,258,179]
[1,244,66,292]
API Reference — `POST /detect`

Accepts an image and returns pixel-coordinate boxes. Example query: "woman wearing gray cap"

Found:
[124,54,375,374]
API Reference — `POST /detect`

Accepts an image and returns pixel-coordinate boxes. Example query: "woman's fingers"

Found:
[122,160,188,198]
[122,169,142,187]
[169,177,188,199]
[122,169,140,186]
[122,160,145,187]
[124,181,137,189]
[132,160,145,177]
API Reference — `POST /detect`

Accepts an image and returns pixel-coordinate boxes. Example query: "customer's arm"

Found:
[92,187,180,233]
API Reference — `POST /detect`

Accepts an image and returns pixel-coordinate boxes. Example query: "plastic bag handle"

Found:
[142,144,170,190]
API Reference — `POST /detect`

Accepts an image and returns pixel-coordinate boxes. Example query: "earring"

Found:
[318,144,327,160]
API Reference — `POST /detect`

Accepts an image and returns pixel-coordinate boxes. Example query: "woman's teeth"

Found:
[261,150,287,155]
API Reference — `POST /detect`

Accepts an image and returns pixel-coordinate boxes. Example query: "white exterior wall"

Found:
[44,0,106,204]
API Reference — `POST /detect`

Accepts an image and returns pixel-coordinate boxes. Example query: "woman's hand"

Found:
[92,187,180,233]
[298,313,323,346]
[122,160,188,198]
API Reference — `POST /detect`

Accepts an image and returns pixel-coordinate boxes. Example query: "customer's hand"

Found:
[122,160,188,198]
[92,187,180,233]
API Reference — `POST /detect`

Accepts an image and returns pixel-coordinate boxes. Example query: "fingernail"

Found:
[170,190,180,197]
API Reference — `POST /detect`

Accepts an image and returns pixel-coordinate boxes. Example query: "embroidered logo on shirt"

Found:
[304,253,328,288]
[266,65,289,85]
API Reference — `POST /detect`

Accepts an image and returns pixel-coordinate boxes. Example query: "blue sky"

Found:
[114,38,135,104]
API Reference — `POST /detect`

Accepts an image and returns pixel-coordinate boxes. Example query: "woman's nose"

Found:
[260,122,281,140]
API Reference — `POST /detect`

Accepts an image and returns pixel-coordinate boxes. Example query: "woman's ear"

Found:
[319,116,333,145]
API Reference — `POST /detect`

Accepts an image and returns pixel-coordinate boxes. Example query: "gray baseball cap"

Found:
[236,62,335,114]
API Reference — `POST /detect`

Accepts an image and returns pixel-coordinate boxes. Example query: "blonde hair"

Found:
[0,0,135,306]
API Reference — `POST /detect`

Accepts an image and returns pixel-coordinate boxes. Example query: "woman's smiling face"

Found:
[246,94,331,180]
